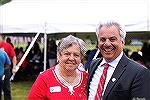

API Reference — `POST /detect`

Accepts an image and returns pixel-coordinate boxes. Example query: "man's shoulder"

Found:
[1,42,12,48]
[0,49,4,53]
[126,58,149,72]
[0,49,7,55]
[91,58,102,66]
[88,58,102,72]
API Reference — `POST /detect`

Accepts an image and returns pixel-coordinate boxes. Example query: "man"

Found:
[0,34,17,100]
[87,20,150,100]
[0,49,11,100]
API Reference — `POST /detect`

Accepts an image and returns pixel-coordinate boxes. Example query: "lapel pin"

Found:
[112,78,116,82]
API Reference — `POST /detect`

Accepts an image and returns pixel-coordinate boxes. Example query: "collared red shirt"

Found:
[0,41,16,61]
[88,52,123,100]
[28,66,88,100]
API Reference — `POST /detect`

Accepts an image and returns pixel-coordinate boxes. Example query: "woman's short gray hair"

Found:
[57,35,86,58]
[96,20,127,41]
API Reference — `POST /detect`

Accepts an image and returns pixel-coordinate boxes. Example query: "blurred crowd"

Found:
[14,39,57,81]
[4,37,150,81]
[126,42,150,70]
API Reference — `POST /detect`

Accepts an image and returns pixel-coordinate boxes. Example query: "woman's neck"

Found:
[59,66,77,78]
[56,64,80,86]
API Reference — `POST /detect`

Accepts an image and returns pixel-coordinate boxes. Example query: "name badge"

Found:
[50,86,61,93]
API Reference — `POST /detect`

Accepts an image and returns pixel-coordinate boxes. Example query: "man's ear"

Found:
[121,39,125,45]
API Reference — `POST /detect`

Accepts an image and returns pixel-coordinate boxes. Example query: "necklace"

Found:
[55,65,81,95]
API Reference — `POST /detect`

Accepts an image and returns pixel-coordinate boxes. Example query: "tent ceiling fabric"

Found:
[0,0,150,33]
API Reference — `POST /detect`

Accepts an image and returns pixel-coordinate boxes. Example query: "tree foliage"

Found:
[0,0,11,5]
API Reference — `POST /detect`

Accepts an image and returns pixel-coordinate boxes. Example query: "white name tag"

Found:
[50,86,61,93]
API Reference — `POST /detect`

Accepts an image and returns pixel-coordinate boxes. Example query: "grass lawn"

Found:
[86,44,142,56]
[2,80,34,100]
[124,45,142,55]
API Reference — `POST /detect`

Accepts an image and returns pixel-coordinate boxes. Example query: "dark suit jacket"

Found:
[87,53,150,100]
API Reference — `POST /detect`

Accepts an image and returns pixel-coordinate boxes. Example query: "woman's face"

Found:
[58,44,81,71]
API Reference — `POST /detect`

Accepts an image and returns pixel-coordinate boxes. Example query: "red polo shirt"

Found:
[0,41,16,61]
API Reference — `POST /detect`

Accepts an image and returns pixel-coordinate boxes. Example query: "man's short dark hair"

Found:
[0,34,6,39]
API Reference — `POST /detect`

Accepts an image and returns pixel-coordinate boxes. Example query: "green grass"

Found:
[124,45,142,55]
[14,42,142,55]
[2,80,34,100]
[86,44,97,50]
[86,44,142,55]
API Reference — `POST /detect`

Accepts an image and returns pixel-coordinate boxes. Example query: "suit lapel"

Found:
[87,58,102,96]
[88,58,103,83]
[103,54,129,100]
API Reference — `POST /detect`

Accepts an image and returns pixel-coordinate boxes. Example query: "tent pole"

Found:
[44,30,47,71]
[16,32,41,70]
[147,0,150,31]
[10,32,41,81]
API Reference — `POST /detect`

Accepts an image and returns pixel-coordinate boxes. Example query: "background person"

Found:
[28,35,88,100]
[47,39,57,69]
[87,20,150,100]
[84,44,102,71]
[0,34,17,100]
[130,51,150,70]
[6,37,14,47]
[0,49,11,100]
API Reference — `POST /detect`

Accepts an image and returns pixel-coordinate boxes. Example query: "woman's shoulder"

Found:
[79,70,88,79]
[39,66,56,77]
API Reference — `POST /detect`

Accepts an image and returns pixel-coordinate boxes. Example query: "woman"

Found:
[28,35,88,100]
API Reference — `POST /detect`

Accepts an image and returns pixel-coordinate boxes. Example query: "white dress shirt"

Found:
[88,52,123,100]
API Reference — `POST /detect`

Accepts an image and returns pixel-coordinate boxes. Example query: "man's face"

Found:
[98,25,125,62]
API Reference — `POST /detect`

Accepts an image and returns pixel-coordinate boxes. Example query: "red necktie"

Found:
[95,63,109,100]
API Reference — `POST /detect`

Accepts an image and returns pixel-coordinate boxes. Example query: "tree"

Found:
[0,0,11,5]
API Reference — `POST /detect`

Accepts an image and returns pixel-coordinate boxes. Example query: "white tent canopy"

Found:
[0,0,150,73]
[0,0,150,33]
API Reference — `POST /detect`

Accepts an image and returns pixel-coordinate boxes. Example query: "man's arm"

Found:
[12,56,17,75]
[131,68,150,100]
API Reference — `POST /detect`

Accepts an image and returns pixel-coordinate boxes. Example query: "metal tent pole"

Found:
[10,32,40,80]
[43,32,47,71]
[43,22,48,71]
